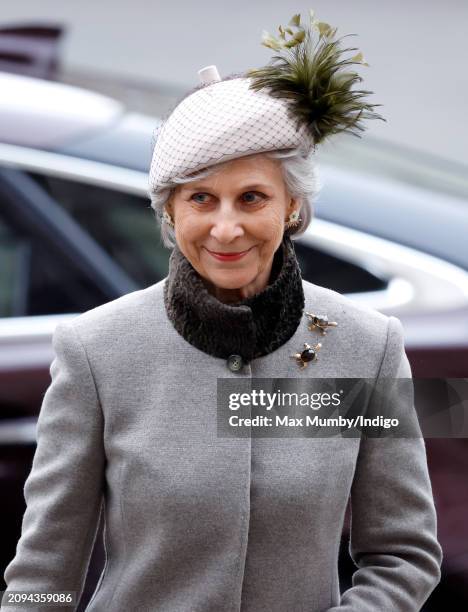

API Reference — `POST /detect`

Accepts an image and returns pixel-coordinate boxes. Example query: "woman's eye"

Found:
[190,191,265,204]
[191,193,210,203]
[242,191,264,204]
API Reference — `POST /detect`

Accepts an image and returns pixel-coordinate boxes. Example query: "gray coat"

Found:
[2,272,442,611]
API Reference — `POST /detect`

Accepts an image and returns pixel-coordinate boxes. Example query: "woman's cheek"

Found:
[251,209,284,238]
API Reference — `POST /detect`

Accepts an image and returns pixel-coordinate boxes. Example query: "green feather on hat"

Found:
[245,9,386,147]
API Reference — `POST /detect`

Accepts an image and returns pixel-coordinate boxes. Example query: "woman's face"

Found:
[166,154,299,301]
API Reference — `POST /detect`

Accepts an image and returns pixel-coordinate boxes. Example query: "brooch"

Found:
[291,342,322,369]
[291,311,338,369]
[305,312,338,335]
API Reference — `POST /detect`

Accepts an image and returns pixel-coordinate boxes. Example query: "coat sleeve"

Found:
[1,321,106,611]
[327,315,443,612]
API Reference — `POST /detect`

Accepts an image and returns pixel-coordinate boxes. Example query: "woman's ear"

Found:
[166,191,175,215]
[288,197,300,216]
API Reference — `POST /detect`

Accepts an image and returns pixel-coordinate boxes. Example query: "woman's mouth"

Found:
[205,246,254,261]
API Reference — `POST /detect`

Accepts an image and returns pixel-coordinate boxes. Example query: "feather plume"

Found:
[245,9,386,146]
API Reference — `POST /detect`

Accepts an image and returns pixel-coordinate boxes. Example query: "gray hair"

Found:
[148,145,322,249]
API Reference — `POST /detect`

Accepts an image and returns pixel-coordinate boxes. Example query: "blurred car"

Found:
[1,70,467,610]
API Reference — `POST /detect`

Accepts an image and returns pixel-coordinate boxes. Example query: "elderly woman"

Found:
[2,11,442,612]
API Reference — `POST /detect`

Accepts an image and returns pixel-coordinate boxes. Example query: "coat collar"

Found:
[163,235,305,362]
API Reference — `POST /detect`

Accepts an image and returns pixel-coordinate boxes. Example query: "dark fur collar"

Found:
[163,235,305,362]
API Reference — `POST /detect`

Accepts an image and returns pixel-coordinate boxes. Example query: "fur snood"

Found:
[163,235,305,362]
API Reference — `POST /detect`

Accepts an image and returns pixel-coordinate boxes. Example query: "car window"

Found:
[0,214,20,317]
[294,241,385,294]
[29,173,170,287]
[0,207,109,317]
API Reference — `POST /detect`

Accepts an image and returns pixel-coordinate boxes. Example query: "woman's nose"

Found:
[209,206,245,242]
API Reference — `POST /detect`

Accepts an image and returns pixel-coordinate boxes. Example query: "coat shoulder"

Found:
[301,279,391,350]
[63,279,166,345]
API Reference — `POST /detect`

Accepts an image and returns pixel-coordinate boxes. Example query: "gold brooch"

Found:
[291,342,322,369]
[305,312,338,335]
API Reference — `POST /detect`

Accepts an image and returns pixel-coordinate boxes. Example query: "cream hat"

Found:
[149,10,385,196]
[149,67,313,192]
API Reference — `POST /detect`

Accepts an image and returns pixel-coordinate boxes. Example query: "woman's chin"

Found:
[205,271,255,292]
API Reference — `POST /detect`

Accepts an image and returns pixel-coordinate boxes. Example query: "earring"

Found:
[162,207,175,228]
[285,209,301,231]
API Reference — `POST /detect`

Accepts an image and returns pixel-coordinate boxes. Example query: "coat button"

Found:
[227,354,244,372]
